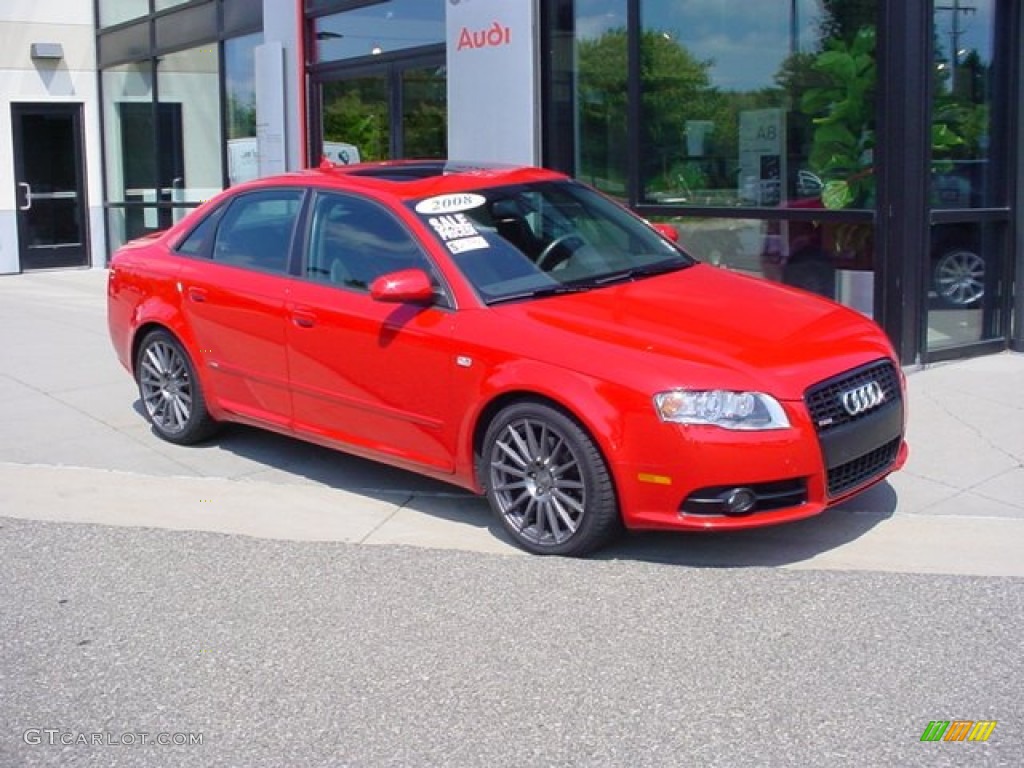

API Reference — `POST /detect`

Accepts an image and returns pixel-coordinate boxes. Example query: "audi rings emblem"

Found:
[839,381,886,416]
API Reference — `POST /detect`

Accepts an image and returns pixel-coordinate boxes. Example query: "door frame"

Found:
[11,102,90,271]
[309,48,446,166]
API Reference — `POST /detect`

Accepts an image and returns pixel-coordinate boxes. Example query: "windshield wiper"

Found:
[485,284,594,306]
[590,259,691,286]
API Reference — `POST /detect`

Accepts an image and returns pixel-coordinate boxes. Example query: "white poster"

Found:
[738,108,784,206]
[446,0,539,165]
[255,41,287,178]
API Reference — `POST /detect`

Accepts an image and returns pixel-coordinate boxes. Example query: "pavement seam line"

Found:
[915,388,1024,471]
[4,369,201,475]
[356,493,414,545]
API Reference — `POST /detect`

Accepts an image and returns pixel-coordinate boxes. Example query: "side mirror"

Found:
[652,222,679,242]
[369,268,436,304]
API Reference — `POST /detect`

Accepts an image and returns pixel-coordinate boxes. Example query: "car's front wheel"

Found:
[135,329,218,445]
[482,402,621,556]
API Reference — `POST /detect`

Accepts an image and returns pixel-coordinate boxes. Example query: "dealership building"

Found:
[1,0,1021,363]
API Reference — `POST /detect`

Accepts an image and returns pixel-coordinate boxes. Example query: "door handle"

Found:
[187,287,208,303]
[291,310,317,328]
[17,182,32,211]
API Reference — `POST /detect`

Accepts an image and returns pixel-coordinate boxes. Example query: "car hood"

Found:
[487,264,895,400]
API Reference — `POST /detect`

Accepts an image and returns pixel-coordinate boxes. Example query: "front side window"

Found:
[306,192,444,297]
[212,190,304,273]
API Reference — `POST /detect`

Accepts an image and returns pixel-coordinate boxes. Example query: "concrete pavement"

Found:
[1,268,1022,575]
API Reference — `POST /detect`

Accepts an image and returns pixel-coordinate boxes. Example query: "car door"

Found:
[285,190,458,472]
[175,188,304,429]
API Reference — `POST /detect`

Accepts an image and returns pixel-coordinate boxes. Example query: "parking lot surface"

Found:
[1,269,1022,766]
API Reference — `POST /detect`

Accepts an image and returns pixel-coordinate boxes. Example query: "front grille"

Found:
[805,359,902,433]
[681,478,807,517]
[827,438,902,496]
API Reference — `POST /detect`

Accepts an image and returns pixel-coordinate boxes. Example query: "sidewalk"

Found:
[1,268,1022,574]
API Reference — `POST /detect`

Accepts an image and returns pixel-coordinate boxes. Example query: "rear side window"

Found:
[176,205,224,256]
[210,189,304,273]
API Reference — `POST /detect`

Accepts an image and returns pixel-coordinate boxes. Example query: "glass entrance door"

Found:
[11,103,89,270]
[924,0,1013,357]
[317,55,446,164]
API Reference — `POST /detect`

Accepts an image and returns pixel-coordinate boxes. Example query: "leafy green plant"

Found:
[800,26,877,209]
[801,25,969,210]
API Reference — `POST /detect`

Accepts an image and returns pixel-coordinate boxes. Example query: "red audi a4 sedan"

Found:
[108,161,907,556]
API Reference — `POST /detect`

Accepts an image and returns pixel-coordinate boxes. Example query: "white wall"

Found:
[0,2,105,273]
[446,0,540,165]
[261,0,303,172]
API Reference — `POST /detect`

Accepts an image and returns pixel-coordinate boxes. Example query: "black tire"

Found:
[135,329,219,445]
[482,402,622,556]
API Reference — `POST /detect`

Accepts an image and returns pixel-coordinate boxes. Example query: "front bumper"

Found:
[615,359,907,531]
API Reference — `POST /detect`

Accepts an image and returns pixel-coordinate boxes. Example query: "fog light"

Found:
[723,488,757,515]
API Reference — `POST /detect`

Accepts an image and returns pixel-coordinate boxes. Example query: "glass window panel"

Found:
[574,0,628,199]
[97,21,151,67]
[651,215,877,317]
[306,0,344,13]
[156,45,224,218]
[155,3,217,52]
[155,0,192,11]
[932,0,998,208]
[926,222,1003,349]
[312,0,445,63]
[102,62,156,207]
[225,33,263,185]
[322,76,391,162]
[637,0,878,210]
[224,0,263,36]
[98,0,149,29]
[401,65,447,159]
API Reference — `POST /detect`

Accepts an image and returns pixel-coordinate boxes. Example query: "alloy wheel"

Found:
[489,417,587,548]
[934,248,985,307]
[139,339,194,435]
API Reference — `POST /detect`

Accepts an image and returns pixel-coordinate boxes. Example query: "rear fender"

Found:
[128,295,227,421]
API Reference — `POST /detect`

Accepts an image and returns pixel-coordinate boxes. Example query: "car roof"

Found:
[263,160,567,201]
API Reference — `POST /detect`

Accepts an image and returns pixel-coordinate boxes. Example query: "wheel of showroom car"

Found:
[933,247,984,307]
[483,402,621,556]
[135,329,218,445]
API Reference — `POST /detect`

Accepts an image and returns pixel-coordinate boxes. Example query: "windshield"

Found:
[409,180,694,304]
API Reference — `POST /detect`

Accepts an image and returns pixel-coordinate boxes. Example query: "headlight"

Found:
[653,390,790,430]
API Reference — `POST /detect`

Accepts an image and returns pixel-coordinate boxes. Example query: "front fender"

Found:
[455,357,649,494]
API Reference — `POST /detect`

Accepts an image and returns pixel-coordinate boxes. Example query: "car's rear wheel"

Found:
[933,246,984,308]
[483,402,621,556]
[136,329,218,445]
